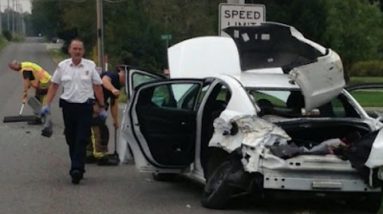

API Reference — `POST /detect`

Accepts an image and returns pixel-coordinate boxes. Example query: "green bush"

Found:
[12,34,25,42]
[2,30,12,41]
[350,60,383,76]
[0,36,7,49]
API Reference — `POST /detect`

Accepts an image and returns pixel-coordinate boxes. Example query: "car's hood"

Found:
[168,22,345,110]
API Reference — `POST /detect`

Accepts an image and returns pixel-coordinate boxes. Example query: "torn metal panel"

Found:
[208,117,244,153]
[209,115,291,172]
[365,129,383,168]
[241,145,263,172]
[289,49,345,111]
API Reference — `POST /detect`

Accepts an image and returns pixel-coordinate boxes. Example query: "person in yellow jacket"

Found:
[9,60,52,105]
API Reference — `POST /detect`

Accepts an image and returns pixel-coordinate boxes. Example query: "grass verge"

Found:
[48,47,66,65]
[0,36,7,50]
[350,76,383,84]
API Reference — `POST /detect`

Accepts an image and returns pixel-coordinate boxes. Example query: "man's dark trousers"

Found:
[60,99,93,175]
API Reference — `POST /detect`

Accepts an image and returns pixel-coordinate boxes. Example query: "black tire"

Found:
[360,192,382,213]
[203,148,229,179]
[201,161,235,209]
[347,190,382,213]
[152,172,178,182]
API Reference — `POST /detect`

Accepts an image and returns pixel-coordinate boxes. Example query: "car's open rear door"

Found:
[127,79,205,172]
[123,65,165,99]
[119,67,165,166]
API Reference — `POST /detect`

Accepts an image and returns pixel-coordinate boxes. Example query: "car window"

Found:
[329,97,347,117]
[324,94,360,118]
[132,72,158,88]
[247,89,361,118]
[150,83,200,110]
[216,85,230,103]
[249,90,289,107]
[348,87,383,118]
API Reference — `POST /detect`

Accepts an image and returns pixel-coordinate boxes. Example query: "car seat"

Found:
[286,91,304,116]
[257,99,274,116]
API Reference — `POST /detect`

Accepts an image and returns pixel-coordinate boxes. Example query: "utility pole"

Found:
[0,1,2,33]
[12,0,15,34]
[7,0,10,31]
[17,0,22,35]
[96,0,105,70]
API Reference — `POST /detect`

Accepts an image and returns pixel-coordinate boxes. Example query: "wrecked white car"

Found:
[119,22,383,211]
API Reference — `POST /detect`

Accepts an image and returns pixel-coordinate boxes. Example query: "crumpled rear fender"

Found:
[208,114,290,173]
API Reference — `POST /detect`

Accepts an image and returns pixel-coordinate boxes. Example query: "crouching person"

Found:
[86,65,126,165]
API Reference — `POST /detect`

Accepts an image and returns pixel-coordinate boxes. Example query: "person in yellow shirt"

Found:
[9,60,52,105]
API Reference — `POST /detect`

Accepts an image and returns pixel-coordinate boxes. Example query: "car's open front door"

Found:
[128,79,205,172]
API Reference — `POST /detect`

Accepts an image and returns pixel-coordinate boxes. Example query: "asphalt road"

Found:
[0,38,376,214]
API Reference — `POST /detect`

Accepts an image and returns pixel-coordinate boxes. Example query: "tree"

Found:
[247,0,383,78]
[321,0,383,70]
[29,0,383,76]
[31,0,61,38]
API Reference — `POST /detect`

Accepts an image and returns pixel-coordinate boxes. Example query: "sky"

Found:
[1,0,31,13]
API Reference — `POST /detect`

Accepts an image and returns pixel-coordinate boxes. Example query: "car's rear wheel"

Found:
[152,172,178,182]
[345,189,382,213]
[358,191,382,213]
[201,160,235,209]
[204,148,229,179]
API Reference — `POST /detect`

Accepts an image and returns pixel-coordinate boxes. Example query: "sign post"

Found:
[219,3,265,35]
[161,34,172,47]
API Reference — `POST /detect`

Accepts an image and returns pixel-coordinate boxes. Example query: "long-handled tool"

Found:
[27,96,42,115]
[19,103,25,115]
[97,127,120,166]
[3,102,39,123]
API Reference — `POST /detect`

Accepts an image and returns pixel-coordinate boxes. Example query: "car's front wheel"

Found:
[201,160,236,209]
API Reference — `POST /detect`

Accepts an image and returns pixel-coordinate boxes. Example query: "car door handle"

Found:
[181,121,187,125]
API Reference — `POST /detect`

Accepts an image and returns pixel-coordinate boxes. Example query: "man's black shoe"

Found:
[70,170,82,185]
[86,155,97,164]
[97,154,119,166]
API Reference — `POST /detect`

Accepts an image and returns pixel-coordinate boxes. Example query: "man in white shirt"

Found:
[42,38,106,184]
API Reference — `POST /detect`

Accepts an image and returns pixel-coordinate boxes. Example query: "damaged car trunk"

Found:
[206,114,382,210]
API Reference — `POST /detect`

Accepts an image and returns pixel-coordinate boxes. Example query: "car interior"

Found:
[200,83,231,173]
[254,90,359,119]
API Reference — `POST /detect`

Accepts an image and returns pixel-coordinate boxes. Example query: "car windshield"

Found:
[247,88,361,119]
